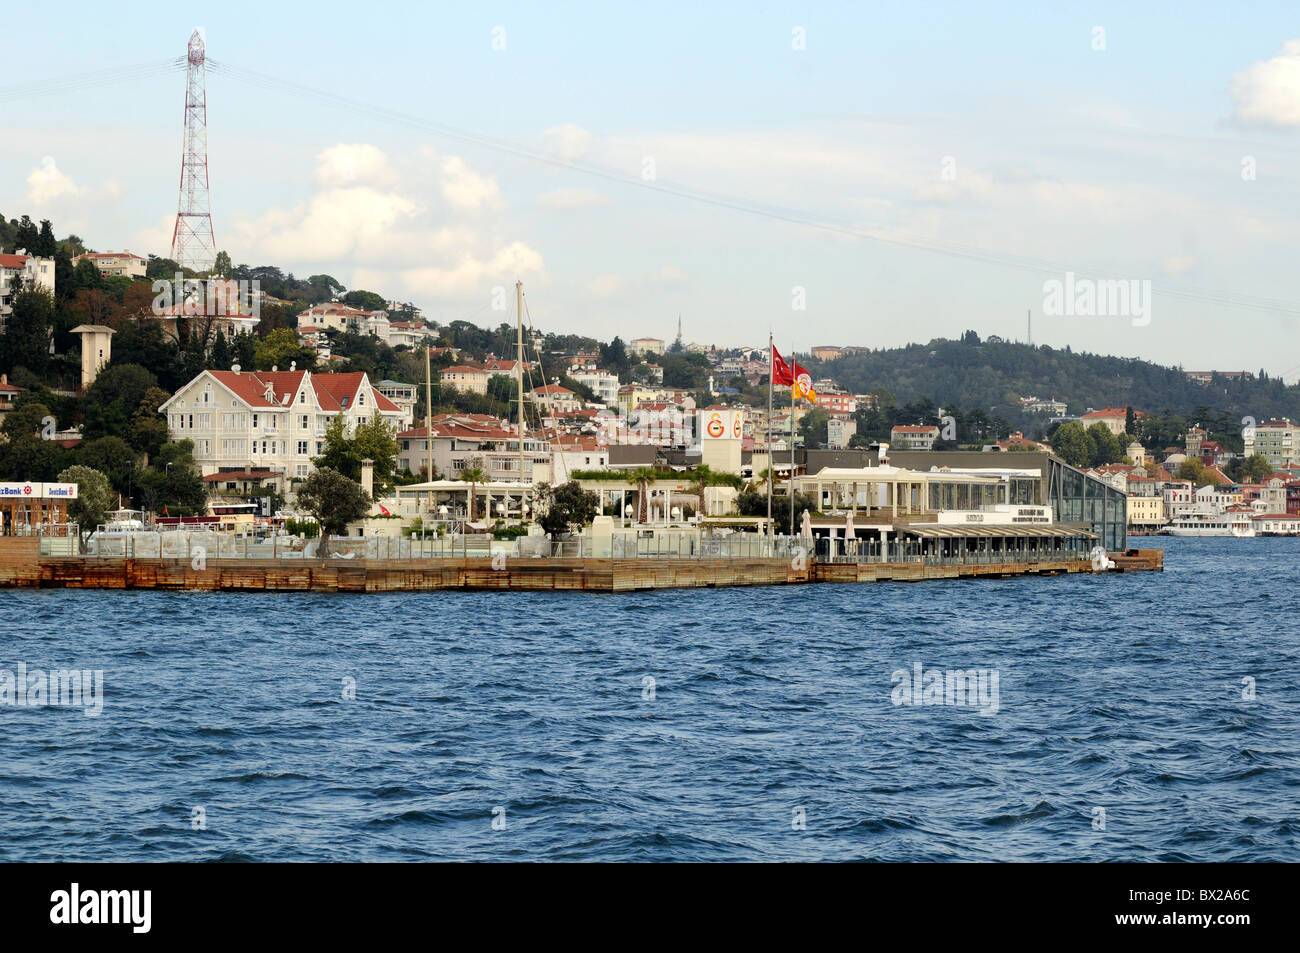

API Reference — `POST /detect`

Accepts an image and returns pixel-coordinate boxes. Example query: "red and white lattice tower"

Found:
[170,29,217,274]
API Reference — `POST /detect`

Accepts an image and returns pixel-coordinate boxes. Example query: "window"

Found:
[300,415,309,430]
[297,441,308,455]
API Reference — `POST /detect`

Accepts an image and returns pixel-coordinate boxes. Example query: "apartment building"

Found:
[1245,418,1298,467]
[72,250,147,278]
[569,369,619,405]
[890,425,941,450]
[0,252,55,324]
[440,365,492,395]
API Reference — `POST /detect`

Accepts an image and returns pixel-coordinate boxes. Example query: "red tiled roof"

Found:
[892,425,939,433]
[0,254,30,269]
[1081,406,1128,418]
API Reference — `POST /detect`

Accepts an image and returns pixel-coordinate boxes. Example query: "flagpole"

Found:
[789,341,796,538]
[766,330,773,551]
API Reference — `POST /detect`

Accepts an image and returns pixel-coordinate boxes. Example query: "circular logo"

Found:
[706,414,725,438]
[22,485,33,495]
[795,373,812,396]
[733,415,742,437]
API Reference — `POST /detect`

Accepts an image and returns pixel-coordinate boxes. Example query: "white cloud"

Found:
[315,143,396,188]
[535,187,610,209]
[1229,39,1300,129]
[543,123,593,161]
[26,155,82,203]
[229,144,540,303]
[654,265,689,284]
[583,273,628,299]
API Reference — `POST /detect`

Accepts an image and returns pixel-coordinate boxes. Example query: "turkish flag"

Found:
[771,345,795,386]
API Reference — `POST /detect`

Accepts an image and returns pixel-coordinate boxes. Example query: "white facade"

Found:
[569,369,620,405]
[159,369,405,486]
[0,253,55,323]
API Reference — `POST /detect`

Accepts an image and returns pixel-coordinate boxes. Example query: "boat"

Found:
[1159,510,1255,537]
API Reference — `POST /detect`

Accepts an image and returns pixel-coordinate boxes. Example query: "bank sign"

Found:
[0,482,79,499]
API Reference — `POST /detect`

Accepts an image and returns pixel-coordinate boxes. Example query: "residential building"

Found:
[0,373,23,421]
[816,393,857,414]
[158,369,404,490]
[0,252,56,324]
[374,380,419,428]
[1245,418,1298,467]
[890,424,941,450]
[72,250,146,279]
[440,365,491,395]
[569,369,620,405]
[532,383,580,413]
[1080,406,1129,436]
[1127,494,1165,530]
[628,337,664,356]
[827,417,857,450]
[810,346,845,361]
[396,414,551,483]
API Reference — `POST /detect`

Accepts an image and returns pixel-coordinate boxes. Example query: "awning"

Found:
[898,523,1097,539]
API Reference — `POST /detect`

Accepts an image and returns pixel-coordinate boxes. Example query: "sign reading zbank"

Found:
[0,482,78,499]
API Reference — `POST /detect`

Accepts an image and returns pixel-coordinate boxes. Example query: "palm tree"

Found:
[460,466,486,521]
[624,466,658,523]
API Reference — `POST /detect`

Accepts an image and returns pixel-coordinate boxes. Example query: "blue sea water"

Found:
[0,536,1296,862]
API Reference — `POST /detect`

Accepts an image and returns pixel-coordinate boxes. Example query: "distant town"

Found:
[1,211,1297,547]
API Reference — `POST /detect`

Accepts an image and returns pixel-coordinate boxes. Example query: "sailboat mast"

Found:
[425,343,433,515]
[516,280,525,499]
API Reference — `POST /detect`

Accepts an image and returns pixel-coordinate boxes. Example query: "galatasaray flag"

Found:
[771,345,795,386]
[793,361,817,403]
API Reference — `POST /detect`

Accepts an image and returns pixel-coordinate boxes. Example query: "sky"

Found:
[5,2,1300,376]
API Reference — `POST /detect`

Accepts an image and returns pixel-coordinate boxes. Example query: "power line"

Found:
[0,58,184,104]
[203,59,1300,318]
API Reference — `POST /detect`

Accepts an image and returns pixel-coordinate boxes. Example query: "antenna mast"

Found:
[170,29,217,274]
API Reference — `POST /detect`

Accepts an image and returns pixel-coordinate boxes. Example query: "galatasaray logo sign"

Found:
[706,413,726,438]
[794,372,814,399]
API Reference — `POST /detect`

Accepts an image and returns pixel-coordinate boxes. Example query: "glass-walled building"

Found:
[888,451,1127,551]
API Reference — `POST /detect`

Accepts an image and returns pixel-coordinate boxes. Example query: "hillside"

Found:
[808,334,1299,432]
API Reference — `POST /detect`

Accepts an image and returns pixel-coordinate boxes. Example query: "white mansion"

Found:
[160,368,405,492]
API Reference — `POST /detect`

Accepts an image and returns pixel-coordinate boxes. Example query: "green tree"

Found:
[295,467,370,547]
[34,219,57,257]
[1051,421,1091,468]
[1176,458,1220,486]
[536,481,599,535]
[82,363,159,443]
[341,289,386,311]
[0,284,55,376]
[212,250,233,278]
[312,412,399,496]
[1086,422,1123,467]
[58,464,113,549]
[1238,454,1275,483]
[254,326,309,370]
[76,435,139,498]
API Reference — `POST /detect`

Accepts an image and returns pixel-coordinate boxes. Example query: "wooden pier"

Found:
[0,538,1163,593]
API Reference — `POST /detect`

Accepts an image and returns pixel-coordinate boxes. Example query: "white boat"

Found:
[1160,511,1255,537]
